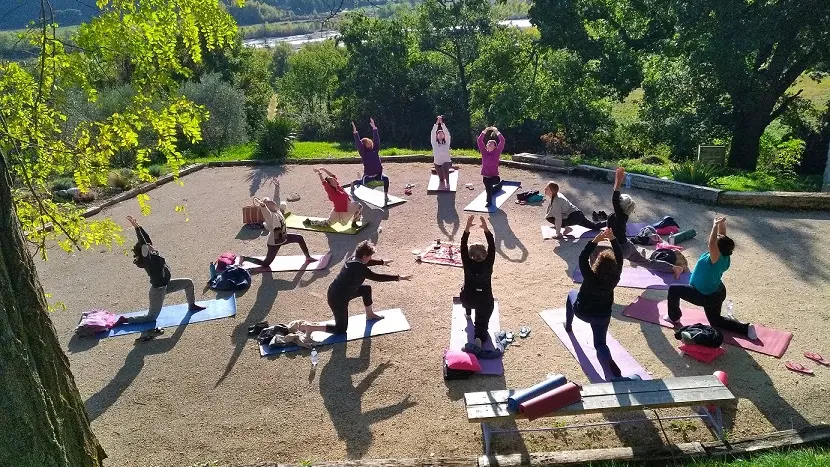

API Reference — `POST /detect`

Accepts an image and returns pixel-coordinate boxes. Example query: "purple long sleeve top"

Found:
[477,131,505,177]
[354,128,383,175]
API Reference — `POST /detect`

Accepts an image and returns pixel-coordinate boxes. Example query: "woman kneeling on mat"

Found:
[301,241,411,335]
[460,215,496,347]
[431,115,452,190]
[351,119,391,206]
[118,216,206,332]
[605,167,684,278]
[666,216,757,339]
[305,167,363,228]
[566,227,623,377]
[477,126,506,208]
[544,181,605,238]
[240,196,316,267]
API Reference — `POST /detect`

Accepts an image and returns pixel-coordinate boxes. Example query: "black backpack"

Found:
[674,323,723,348]
[649,248,677,265]
[516,190,539,202]
[208,265,252,291]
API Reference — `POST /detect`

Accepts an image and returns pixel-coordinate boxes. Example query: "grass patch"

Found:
[593,446,830,466]
[714,172,821,192]
[610,88,644,125]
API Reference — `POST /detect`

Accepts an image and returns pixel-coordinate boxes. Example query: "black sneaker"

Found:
[598,210,609,221]
[591,211,600,222]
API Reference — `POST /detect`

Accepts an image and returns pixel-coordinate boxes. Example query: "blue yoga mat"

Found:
[507,374,567,412]
[259,308,410,356]
[100,295,237,338]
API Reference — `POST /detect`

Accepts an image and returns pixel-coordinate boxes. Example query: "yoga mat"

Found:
[679,343,725,363]
[419,243,462,268]
[541,222,648,240]
[449,301,504,376]
[241,252,331,273]
[259,308,410,356]
[622,296,792,358]
[519,382,582,421]
[104,295,237,337]
[284,213,368,235]
[540,308,651,383]
[428,170,459,192]
[352,185,407,209]
[572,263,691,290]
[464,181,521,213]
[507,374,567,412]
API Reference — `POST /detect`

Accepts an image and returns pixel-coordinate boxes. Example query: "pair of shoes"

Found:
[136,328,164,342]
[598,210,609,221]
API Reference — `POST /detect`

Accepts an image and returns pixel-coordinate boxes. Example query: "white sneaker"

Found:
[747,324,758,340]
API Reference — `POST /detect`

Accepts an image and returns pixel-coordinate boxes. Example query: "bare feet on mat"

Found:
[189,304,207,312]
[672,265,685,279]
[662,314,681,325]
[366,312,385,321]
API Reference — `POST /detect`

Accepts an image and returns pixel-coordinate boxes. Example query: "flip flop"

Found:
[804,352,830,366]
[519,326,531,338]
[785,361,814,375]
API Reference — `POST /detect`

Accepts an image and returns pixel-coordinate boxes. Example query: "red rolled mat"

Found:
[679,344,725,363]
[519,382,582,421]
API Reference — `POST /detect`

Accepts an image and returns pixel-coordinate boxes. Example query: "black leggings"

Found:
[483,176,503,205]
[667,283,749,336]
[461,289,494,343]
[326,285,373,334]
[546,210,605,231]
[246,234,311,266]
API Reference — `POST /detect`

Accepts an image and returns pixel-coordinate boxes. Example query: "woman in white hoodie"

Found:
[431,115,452,190]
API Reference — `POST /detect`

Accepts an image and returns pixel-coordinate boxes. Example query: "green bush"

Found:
[670,161,721,186]
[51,176,76,191]
[147,164,168,177]
[758,134,806,179]
[255,116,296,160]
[107,168,135,190]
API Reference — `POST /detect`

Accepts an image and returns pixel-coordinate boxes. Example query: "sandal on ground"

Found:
[287,193,301,202]
[519,326,531,338]
[804,352,830,366]
[785,361,814,375]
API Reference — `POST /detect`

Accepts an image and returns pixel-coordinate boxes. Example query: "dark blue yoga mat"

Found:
[101,295,237,337]
[507,374,567,412]
[259,308,410,356]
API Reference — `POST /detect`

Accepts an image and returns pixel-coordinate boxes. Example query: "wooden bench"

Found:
[464,375,736,455]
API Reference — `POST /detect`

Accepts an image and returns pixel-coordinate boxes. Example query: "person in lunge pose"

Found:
[431,115,452,190]
[665,216,757,339]
[304,167,363,228]
[605,167,685,278]
[301,241,412,335]
[477,126,506,208]
[240,194,316,267]
[460,215,496,347]
[565,227,624,377]
[119,216,206,333]
[351,119,391,206]
[544,181,605,238]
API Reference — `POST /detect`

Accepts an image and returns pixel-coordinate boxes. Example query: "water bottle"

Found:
[668,234,675,245]
[310,347,319,368]
[726,300,734,319]
[625,173,632,189]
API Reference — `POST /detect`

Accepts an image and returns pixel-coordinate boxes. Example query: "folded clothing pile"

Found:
[258,320,318,349]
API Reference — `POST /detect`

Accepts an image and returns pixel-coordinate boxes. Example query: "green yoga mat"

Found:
[284,213,369,235]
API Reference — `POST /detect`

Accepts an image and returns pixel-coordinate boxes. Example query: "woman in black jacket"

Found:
[565,227,624,377]
[460,215,496,347]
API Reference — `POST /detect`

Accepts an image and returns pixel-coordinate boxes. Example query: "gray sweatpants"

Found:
[127,278,196,324]
[621,240,676,273]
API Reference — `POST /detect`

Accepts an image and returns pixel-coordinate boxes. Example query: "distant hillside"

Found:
[0,0,99,30]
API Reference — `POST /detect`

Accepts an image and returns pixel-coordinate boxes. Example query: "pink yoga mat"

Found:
[540,308,651,383]
[241,252,331,273]
[622,296,793,358]
[572,264,691,290]
[519,382,582,421]
[419,243,463,268]
[541,222,648,240]
[449,301,504,376]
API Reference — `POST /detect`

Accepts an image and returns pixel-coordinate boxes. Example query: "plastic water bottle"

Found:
[726,300,734,319]
[310,347,319,368]
[668,234,675,245]
[625,174,632,189]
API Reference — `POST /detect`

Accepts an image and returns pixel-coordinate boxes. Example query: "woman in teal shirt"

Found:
[665,216,757,339]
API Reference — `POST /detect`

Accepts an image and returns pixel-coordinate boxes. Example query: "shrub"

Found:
[147,164,168,178]
[51,176,76,191]
[107,168,135,190]
[758,135,806,179]
[255,116,296,160]
[540,131,576,155]
[670,161,721,186]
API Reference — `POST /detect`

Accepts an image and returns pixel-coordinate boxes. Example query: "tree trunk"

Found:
[727,105,771,171]
[453,39,473,146]
[0,155,106,466]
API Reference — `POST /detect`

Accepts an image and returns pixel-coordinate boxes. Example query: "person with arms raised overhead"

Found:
[477,126,506,208]
[351,118,391,206]
[460,215,497,347]
[240,188,316,268]
[431,115,453,190]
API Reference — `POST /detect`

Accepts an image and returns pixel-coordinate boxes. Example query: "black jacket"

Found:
[575,239,623,316]
[134,227,171,288]
[328,257,399,302]
[605,191,628,241]
[460,230,495,295]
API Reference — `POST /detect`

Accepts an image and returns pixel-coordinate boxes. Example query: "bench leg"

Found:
[700,405,724,440]
[481,422,492,455]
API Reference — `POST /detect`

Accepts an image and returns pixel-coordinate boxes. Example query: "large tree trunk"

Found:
[0,155,106,466]
[727,97,776,171]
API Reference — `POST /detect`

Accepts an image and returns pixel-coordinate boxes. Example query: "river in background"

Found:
[243,18,532,49]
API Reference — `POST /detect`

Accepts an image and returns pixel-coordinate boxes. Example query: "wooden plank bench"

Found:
[465,375,736,455]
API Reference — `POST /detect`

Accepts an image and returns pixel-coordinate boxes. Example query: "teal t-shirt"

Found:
[690,252,730,295]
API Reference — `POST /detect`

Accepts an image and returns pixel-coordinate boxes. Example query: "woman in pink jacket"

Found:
[477,126,505,208]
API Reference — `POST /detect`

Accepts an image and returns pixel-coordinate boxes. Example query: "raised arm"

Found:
[372,127,380,152]
[431,123,439,145]
[461,215,474,265]
[314,168,326,184]
[366,259,385,267]
[495,131,505,153]
[609,235,623,270]
[480,216,496,266]
[708,217,725,263]
[613,166,624,192]
[363,265,400,283]
[477,131,486,153]
[579,241,597,279]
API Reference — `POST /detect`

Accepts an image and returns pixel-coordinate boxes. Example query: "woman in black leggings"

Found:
[240,196,316,267]
[302,241,412,335]
[460,215,496,346]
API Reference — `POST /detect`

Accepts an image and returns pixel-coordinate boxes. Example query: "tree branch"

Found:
[769,88,803,123]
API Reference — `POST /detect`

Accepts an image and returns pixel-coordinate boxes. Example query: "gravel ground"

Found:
[35,163,830,467]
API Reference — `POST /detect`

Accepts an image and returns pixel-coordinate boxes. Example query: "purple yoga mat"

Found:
[541,222,648,240]
[540,308,651,383]
[449,301,504,376]
[572,264,691,290]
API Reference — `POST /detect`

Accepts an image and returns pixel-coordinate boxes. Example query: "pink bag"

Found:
[444,350,482,372]
[76,309,118,336]
[655,226,680,236]
[216,252,237,272]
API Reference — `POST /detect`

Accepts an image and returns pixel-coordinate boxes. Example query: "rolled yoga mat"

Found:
[507,374,567,412]
[519,381,582,421]
[672,229,696,243]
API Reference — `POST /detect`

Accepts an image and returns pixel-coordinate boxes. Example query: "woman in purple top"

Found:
[477,126,506,207]
[351,118,391,206]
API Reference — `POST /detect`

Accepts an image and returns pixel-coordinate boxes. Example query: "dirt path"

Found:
[35,163,830,466]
